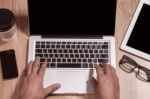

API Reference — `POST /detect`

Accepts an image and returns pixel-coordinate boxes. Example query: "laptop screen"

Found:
[28,1,116,36]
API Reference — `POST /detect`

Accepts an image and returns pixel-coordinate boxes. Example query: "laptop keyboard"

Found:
[35,41,110,68]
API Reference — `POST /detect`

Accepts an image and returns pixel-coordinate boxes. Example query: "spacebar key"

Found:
[57,63,81,68]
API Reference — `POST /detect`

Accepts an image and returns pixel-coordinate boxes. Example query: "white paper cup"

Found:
[0,9,16,42]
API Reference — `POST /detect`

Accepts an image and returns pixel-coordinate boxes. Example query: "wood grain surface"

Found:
[0,0,150,99]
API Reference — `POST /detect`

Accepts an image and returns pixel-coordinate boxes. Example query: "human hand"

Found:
[18,57,61,99]
[91,64,120,99]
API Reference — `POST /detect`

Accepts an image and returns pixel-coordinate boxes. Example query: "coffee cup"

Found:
[0,8,16,42]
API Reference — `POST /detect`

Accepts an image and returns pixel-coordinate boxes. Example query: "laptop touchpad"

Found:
[57,71,87,93]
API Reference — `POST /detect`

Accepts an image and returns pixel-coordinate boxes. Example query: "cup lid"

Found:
[0,8,15,32]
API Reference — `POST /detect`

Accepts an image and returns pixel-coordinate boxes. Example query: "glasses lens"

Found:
[120,62,135,73]
[137,68,148,81]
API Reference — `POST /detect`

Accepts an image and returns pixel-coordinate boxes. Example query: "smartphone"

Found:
[0,49,18,79]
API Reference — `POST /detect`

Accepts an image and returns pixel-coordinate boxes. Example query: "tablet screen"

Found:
[127,4,150,54]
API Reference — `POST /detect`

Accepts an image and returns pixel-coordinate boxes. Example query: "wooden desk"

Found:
[1,0,150,99]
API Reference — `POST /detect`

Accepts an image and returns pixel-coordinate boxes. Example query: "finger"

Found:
[90,76,97,92]
[105,64,113,75]
[115,75,120,99]
[32,57,41,75]
[27,60,34,76]
[39,60,47,78]
[44,83,61,95]
[94,64,104,79]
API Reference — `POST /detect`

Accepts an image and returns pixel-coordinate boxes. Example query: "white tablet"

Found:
[121,0,150,61]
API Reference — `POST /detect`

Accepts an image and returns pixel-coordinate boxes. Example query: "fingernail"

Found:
[56,84,61,88]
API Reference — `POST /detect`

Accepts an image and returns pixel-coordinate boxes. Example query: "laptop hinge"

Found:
[41,35,103,39]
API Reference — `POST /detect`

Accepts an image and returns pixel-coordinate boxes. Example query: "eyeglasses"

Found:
[119,55,150,82]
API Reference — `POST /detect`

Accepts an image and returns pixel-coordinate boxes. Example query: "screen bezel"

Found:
[121,0,150,61]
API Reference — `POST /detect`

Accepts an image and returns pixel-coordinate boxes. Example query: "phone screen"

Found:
[0,50,18,79]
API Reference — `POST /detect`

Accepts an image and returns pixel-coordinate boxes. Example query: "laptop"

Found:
[28,0,117,94]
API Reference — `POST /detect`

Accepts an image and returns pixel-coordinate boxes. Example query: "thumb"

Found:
[44,83,61,95]
[90,76,97,92]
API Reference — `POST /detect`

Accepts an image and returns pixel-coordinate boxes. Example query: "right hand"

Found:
[90,64,120,99]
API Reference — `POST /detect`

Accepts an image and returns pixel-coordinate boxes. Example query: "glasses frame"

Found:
[119,55,150,82]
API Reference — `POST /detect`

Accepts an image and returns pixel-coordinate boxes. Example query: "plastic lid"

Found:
[0,8,15,32]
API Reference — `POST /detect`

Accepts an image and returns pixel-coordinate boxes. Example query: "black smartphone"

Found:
[0,49,18,79]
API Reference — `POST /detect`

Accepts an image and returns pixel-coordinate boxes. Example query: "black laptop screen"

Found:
[28,1,116,36]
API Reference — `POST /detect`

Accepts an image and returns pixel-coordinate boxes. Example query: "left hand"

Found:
[18,57,61,99]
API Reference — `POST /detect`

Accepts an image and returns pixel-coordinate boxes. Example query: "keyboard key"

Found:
[104,42,108,44]
[41,45,45,48]
[44,54,48,57]
[54,54,59,58]
[95,54,100,58]
[67,59,71,62]
[97,45,101,49]
[99,50,103,53]
[51,45,55,48]
[57,63,81,68]
[57,42,61,44]
[66,45,70,48]
[49,54,53,58]
[62,59,66,62]
[65,54,69,58]
[64,49,67,53]
[88,59,92,62]
[102,45,108,49]
[60,54,64,58]
[48,49,52,53]
[43,49,47,53]
[52,59,56,62]
[72,42,77,44]
[75,54,79,58]
[84,50,88,53]
[36,49,42,53]
[89,63,93,68]
[53,49,57,53]
[93,59,98,63]
[80,54,84,58]
[46,42,51,44]
[85,54,89,58]
[74,50,78,53]
[50,63,56,68]
[83,59,87,62]
[82,63,88,68]
[76,45,80,49]
[36,45,40,48]
[56,45,60,48]
[79,50,83,53]
[41,42,45,44]
[90,54,94,58]
[70,54,74,58]
[52,42,56,44]
[61,45,65,48]
[58,49,62,53]
[62,42,66,44]
[72,59,76,62]
[101,54,109,58]
[104,50,109,53]
[77,59,81,62]
[46,45,50,48]
[69,50,73,53]
[47,59,51,62]
[89,50,93,53]
[35,54,43,57]
[87,45,90,49]
[71,45,76,49]
[98,59,109,63]
[36,41,40,44]
[67,42,71,44]
[94,50,98,53]
[40,58,45,62]
[57,58,61,62]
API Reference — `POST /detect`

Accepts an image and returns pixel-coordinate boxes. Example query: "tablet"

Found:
[121,0,150,61]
